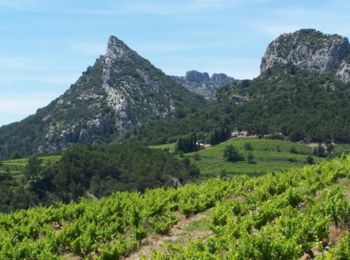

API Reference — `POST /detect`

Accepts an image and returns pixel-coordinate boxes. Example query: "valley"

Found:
[1,26,350,259]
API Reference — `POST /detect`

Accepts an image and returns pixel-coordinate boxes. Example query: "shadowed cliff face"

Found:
[261,29,350,82]
[0,36,204,158]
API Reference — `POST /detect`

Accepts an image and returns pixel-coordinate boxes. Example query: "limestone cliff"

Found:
[260,29,350,82]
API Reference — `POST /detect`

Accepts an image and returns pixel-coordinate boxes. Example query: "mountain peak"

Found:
[260,28,350,74]
[106,35,134,61]
[0,35,204,158]
[185,70,210,83]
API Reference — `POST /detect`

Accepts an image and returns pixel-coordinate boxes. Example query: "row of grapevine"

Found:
[0,179,229,259]
[1,157,350,259]
[151,157,350,259]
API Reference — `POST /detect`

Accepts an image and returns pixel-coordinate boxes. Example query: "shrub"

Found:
[289,146,298,154]
[244,142,253,151]
[223,145,244,162]
[247,152,255,164]
[306,156,315,164]
[313,145,326,157]
[193,153,201,161]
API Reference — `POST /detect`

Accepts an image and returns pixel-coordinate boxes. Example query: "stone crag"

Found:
[260,29,350,82]
[172,70,238,100]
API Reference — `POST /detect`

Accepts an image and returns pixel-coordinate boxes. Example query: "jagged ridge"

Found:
[171,70,238,100]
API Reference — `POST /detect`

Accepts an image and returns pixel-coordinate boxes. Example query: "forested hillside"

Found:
[128,64,350,145]
[126,30,350,145]
[0,144,198,213]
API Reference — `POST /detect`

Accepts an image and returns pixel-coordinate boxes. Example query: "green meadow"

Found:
[183,138,323,177]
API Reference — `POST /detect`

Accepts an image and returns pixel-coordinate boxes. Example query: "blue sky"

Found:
[0,0,349,126]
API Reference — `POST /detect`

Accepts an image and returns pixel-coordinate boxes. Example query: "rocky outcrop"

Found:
[185,71,210,83]
[172,71,238,100]
[0,36,204,158]
[336,59,350,83]
[261,29,350,80]
[211,73,233,84]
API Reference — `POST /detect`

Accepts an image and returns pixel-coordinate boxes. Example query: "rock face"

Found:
[172,71,237,100]
[0,36,203,158]
[185,71,210,83]
[261,29,350,82]
[336,59,350,83]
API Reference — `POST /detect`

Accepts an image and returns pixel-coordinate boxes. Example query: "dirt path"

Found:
[125,210,212,260]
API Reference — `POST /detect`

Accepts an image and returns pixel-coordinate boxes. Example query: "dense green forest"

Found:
[127,65,350,145]
[0,144,198,213]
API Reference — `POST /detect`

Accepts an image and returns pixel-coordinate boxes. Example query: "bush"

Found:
[326,143,334,153]
[244,142,253,151]
[289,147,298,154]
[193,153,201,161]
[223,145,244,162]
[268,133,285,140]
[313,145,326,157]
[276,145,281,152]
[306,156,315,164]
[247,152,255,164]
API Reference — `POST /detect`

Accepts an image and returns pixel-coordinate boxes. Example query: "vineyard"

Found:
[152,138,326,177]
[1,157,350,259]
[185,138,320,177]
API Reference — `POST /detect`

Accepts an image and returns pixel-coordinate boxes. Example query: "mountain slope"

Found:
[217,64,350,142]
[0,36,204,159]
[171,70,238,100]
[128,29,350,144]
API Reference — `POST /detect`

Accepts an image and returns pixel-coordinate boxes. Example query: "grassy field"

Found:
[184,138,322,177]
[0,155,61,174]
[2,139,350,177]
[149,142,176,151]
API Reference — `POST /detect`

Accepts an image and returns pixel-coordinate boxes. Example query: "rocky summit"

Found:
[0,36,203,158]
[260,29,350,82]
[172,70,237,99]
